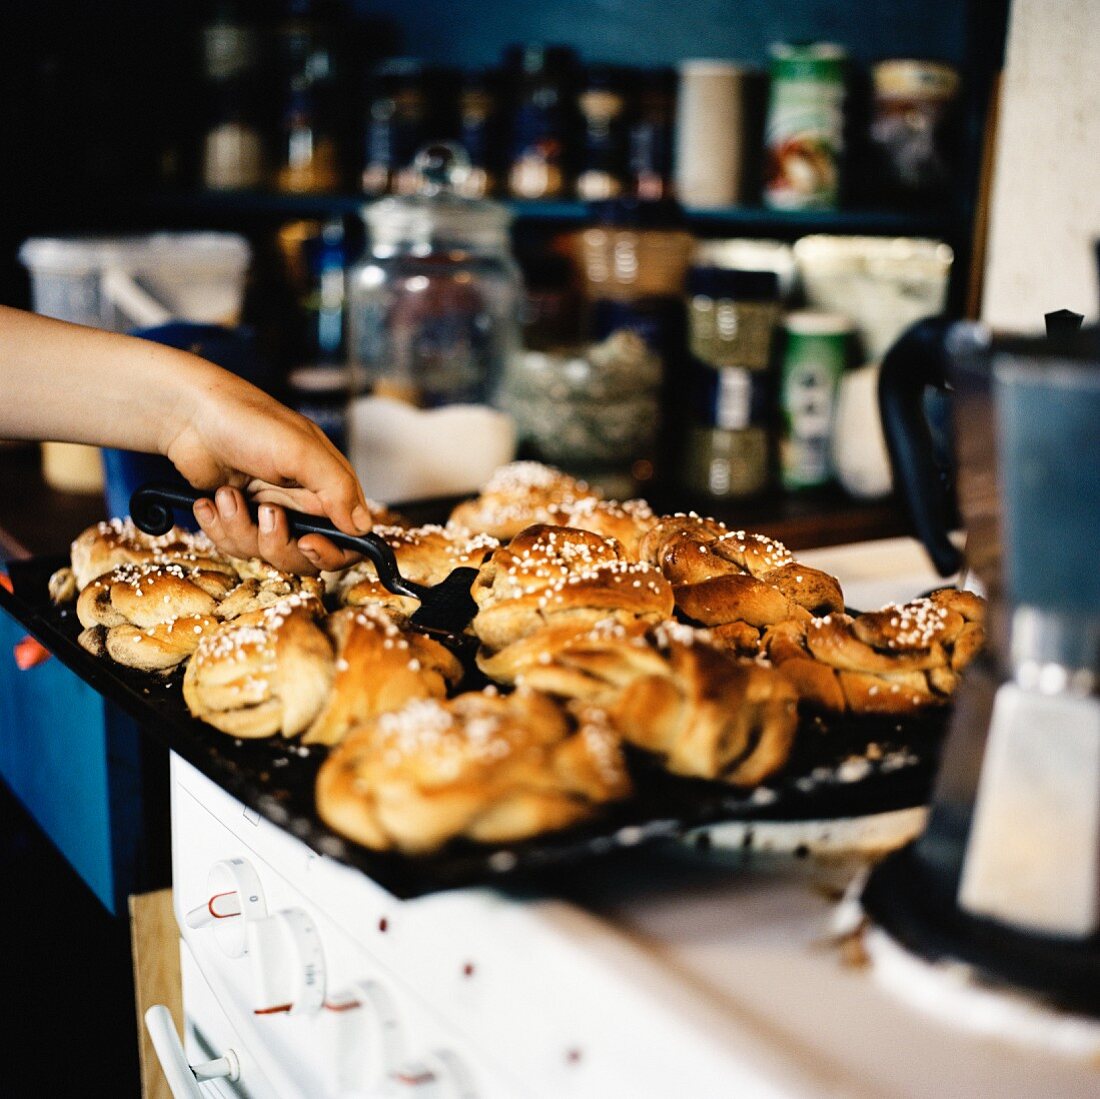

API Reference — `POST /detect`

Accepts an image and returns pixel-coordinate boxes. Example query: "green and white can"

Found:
[779,310,852,489]
[764,42,847,210]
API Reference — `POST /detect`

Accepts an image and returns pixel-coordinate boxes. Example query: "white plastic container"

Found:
[19,232,251,333]
[792,235,953,362]
[18,232,251,493]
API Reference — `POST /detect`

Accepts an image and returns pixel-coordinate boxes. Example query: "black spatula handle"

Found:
[129,481,428,601]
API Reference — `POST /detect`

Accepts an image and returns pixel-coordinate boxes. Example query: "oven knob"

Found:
[184,857,267,958]
[248,907,327,1017]
[329,979,405,1092]
[390,1050,477,1098]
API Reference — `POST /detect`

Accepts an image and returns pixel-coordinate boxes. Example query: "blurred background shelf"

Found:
[143,190,957,239]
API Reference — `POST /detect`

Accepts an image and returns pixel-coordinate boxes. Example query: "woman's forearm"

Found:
[0,305,207,453]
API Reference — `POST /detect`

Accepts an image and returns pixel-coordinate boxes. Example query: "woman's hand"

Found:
[162,365,370,574]
[0,305,370,575]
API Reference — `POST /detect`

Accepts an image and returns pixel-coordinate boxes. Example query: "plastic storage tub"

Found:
[19,233,252,494]
[19,232,251,332]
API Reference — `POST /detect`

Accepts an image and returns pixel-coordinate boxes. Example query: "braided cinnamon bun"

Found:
[762,588,986,714]
[519,620,798,786]
[316,687,631,853]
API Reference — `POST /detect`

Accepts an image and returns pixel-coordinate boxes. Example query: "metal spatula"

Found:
[129,482,481,633]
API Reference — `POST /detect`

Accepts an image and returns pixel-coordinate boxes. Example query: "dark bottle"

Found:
[457,70,502,198]
[517,249,583,351]
[362,58,431,196]
[504,44,578,200]
[274,0,342,192]
[576,65,629,201]
[302,218,347,365]
[628,67,676,201]
[199,0,269,189]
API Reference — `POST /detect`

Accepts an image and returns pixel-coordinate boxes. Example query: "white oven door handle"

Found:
[145,1005,241,1097]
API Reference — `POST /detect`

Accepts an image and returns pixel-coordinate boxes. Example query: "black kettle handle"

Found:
[128,482,428,601]
[878,316,964,577]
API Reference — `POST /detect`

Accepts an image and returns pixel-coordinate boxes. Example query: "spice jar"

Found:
[362,59,432,196]
[274,2,342,193]
[576,198,694,304]
[870,60,960,203]
[576,65,628,201]
[628,68,676,201]
[457,71,501,198]
[506,44,578,200]
[681,267,782,499]
[199,1,267,190]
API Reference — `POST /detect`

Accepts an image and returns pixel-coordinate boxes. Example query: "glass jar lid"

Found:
[363,143,513,252]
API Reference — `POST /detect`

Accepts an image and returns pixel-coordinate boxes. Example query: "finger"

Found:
[257,505,320,575]
[272,432,372,535]
[193,496,228,550]
[213,486,262,560]
[297,533,363,573]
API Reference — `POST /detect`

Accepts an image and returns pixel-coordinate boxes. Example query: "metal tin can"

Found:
[763,43,847,210]
[778,310,851,489]
[870,59,960,201]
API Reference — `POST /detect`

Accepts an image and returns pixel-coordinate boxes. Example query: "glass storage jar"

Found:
[345,143,521,499]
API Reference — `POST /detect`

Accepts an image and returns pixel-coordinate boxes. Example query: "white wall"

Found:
[981,0,1100,330]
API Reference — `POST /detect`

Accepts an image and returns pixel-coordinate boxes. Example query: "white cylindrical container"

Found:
[674,60,745,208]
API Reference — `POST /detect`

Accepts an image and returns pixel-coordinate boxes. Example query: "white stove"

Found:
[148,538,1100,1098]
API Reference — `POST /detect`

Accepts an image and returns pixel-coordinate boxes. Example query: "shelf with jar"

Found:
[140,188,956,239]
[163,19,969,242]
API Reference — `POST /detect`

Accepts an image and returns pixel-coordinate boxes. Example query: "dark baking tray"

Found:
[0,554,949,899]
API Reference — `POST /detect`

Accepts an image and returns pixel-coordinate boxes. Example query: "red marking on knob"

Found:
[378,917,389,933]
[462,962,475,977]
[254,1003,293,1015]
[208,891,240,919]
[566,1048,583,1064]
[324,998,361,1013]
[393,1069,436,1086]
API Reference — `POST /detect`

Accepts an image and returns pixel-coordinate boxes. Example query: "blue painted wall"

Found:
[353,0,970,68]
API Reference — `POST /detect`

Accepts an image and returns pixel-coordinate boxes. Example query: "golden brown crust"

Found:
[303,606,463,746]
[543,497,657,560]
[639,514,844,635]
[216,573,325,620]
[48,567,77,605]
[69,518,235,591]
[75,562,239,670]
[519,621,799,786]
[448,462,597,539]
[470,524,674,678]
[673,574,804,630]
[105,616,222,674]
[637,514,729,565]
[761,589,987,714]
[315,687,631,854]
[331,524,498,622]
[182,596,333,738]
